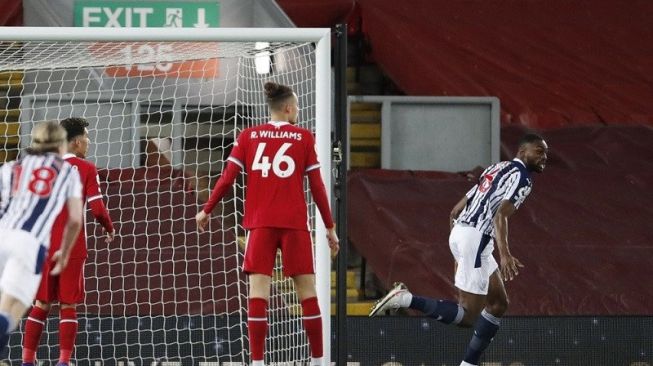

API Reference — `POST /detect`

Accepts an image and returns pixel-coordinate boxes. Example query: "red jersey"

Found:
[204,121,334,231]
[49,153,114,259]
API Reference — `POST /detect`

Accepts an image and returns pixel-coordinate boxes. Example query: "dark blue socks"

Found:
[409,295,465,325]
[0,312,11,355]
[463,309,501,365]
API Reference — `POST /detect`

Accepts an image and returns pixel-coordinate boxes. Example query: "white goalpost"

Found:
[0,27,332,365]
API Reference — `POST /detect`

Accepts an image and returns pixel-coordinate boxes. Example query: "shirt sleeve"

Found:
[202,160,242,214]
[85,163,103,203]
[227,130,247,170]
[304,132,320,173]
[307,169,334,229]
[502,170,531,209]
[85,163,114,232]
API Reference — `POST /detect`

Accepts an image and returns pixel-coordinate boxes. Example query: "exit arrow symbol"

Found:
[194,8,209,28]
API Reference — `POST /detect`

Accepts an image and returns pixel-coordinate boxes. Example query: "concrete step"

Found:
[0,121,20,135]
[350,101,381,112]
[350,152,380,168]
[288,302,374,316]
[0,149,19,163]
[351,123,381,139]
[0,121,20,145]
[0,109,20,122]
[330,288,360,299]
[350,109,381,123]
[330,301,374,316]
[331,270,356,289]
[0,72,24,92]
[350,138,381,149]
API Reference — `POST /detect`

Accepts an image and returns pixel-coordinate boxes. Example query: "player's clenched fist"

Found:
[50,249,70,276]
[196,211,209,232]
[327,227,340,256]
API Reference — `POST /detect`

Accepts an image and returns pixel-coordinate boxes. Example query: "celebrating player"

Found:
[196,82,339,366]
[369,134,548,366]
[22,117,115,366]
[0,121,83,356]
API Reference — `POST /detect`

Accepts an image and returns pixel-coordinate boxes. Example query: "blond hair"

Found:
[30,120,67,154]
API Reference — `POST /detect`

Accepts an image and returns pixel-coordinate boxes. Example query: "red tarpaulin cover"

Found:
[277,0,653,129]
[348,125,653,315]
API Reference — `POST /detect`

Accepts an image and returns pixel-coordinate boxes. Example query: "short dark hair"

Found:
[60,117,89,142]
[518,133,544,146]
[264,82,294,111]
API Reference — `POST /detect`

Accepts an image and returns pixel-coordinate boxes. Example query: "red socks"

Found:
[22,307,48,363]
[301,297,323,358]
[248,298,268,361]
[58,308,78,364]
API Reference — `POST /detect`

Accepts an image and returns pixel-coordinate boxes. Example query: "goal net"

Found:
[0,27,332,365]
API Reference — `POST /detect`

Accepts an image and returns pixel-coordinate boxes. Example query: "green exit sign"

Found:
[74,0,220,28]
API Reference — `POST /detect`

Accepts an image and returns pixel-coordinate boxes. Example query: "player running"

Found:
[369,134,548,366]
[0,121,83,356]
[196,82,339,366]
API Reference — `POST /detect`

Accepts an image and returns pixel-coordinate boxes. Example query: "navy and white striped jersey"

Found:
[0,153,82,247]
[456,158,532,237]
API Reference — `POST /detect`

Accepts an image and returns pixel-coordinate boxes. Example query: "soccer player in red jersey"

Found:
[196,82,339,366]
[22,117,115,366]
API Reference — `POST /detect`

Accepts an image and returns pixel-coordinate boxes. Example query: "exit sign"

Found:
[73,1,221,78]
[74,1,220,28]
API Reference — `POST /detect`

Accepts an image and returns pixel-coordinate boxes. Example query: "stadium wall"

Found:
[349,125,653,316]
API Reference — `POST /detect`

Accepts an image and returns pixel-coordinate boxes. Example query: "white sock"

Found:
[310,357,323,366]
[460,361,477,366]
[251,361,265,366]
[398,291,413,308]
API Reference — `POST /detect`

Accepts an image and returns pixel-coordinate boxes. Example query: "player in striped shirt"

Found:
[22,118,115,366]
[196,82,339,366]
[370,134,548,366]
[0,121,83,356]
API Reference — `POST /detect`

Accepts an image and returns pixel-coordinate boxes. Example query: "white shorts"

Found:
[449,224,499,295]
[0,228,46,307]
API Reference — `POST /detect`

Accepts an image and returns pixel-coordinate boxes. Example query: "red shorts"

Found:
[243,228,314,277]
[35,257,86,304]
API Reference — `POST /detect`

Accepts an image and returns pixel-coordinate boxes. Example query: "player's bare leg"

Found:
[459,270,507,366]
[248,274,272,366]
[456,290,486,327]
[0,293,30,354]
[292,274,316,301]
[485,270,509,317]
[292,274,323,366]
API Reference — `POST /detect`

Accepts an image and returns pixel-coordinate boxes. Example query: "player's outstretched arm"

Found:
[196,161,241,233]
[51,196,83,275]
